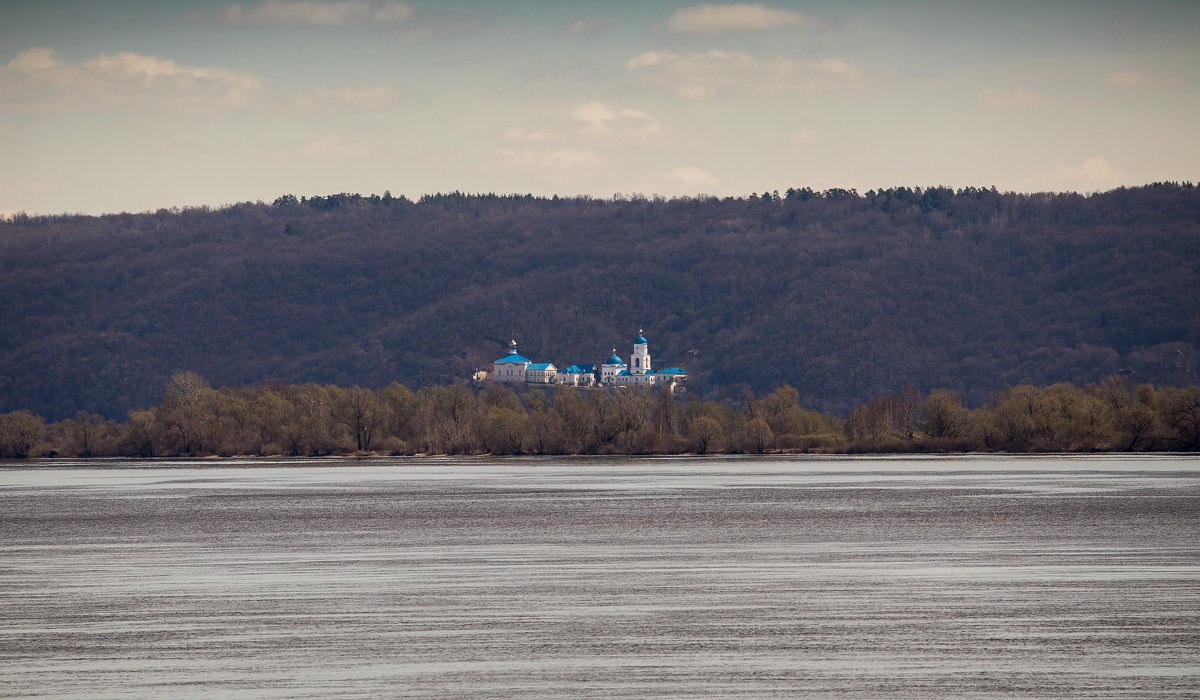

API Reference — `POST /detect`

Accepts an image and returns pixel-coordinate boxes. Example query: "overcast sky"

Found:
[2,0,1197,215]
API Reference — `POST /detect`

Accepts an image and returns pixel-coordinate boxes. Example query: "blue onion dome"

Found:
[634,334,648,344]
[606,354,623,365]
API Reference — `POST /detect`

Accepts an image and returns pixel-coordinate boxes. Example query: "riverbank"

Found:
[3,377,1197,458]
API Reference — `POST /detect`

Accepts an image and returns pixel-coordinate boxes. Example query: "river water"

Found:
[1,455,1198,698]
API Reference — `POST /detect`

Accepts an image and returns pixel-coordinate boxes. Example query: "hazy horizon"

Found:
[2,0,1197,216]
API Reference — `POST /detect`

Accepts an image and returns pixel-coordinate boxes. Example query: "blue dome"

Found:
[634,335,648,344]
[606,354,623,365]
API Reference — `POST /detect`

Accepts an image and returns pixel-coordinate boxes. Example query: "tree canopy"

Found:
[2,376,1196,458]
[1,183,1197,421]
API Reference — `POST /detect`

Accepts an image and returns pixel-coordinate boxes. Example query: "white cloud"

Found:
[571,101,662,137]
[571,101,617,127]
[7,47,61,73]
[626,51,672,70]
[627,49,861,99]
[569,17,605,34]
[494,103,663,169]
[222,0,411,26]
[85,52,260,93]
[1105,70,1146,87]
[1,47,261,110]
[977,87,1043,109]
[1019,156,1124,193]
[668,3,812,34]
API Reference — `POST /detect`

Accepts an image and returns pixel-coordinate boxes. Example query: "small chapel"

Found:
[487,331,688,390]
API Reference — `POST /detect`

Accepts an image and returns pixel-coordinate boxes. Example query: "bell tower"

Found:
[631,329,651,375]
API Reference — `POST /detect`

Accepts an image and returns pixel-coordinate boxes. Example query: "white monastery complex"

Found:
[486,331,688,390]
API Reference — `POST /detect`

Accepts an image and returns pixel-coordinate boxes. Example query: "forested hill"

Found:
[2,184,1198,421]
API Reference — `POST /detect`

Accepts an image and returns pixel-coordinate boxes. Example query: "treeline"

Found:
[1,374,1196,458]
[3,182,1198,422]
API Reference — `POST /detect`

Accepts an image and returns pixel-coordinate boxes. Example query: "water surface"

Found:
[2,455,1198,697]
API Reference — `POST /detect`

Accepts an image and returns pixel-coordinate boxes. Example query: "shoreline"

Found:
[6,449,1198,463]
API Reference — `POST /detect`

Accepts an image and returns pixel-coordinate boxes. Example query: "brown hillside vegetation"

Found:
[1,184,1197,421]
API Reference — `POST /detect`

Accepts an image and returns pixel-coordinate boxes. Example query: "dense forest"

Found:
[1,184,1198,422]
[1,374,1196,458]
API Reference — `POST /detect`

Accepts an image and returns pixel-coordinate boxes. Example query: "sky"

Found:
[1,0,1197,215]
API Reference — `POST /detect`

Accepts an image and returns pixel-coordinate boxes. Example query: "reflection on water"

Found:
[2,455,1198,697]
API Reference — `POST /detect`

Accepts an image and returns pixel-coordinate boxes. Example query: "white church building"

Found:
[489,331,688,390]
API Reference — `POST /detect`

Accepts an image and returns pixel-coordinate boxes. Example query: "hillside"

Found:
[2,184,1198,421]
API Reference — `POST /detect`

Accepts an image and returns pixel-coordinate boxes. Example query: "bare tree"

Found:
[0,410,45,458]
[331,386,388,451]
[919,390,966,439]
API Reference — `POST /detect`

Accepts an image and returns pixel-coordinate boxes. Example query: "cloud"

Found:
[1,47,261,110]
[7,47,60,73]
[627,49,861,99]
[496,101,662,167]
[626,51,671,70]
[222,0,411,26]
[1104,70,1146,87]
[668,3,812,33]
[571,101,661,137]
[569,17,605,34]
[85,52,260,93]
[1019,156,1124,192]
[977,87,1043,109]
[571,101,616,126]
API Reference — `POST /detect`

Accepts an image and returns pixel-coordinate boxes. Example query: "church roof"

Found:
[654,367,687,375]
[527,363,555,370]
[634,334,648,344]
[495,353,531,364]
[559,364,594,373]
[605,354,624,365]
